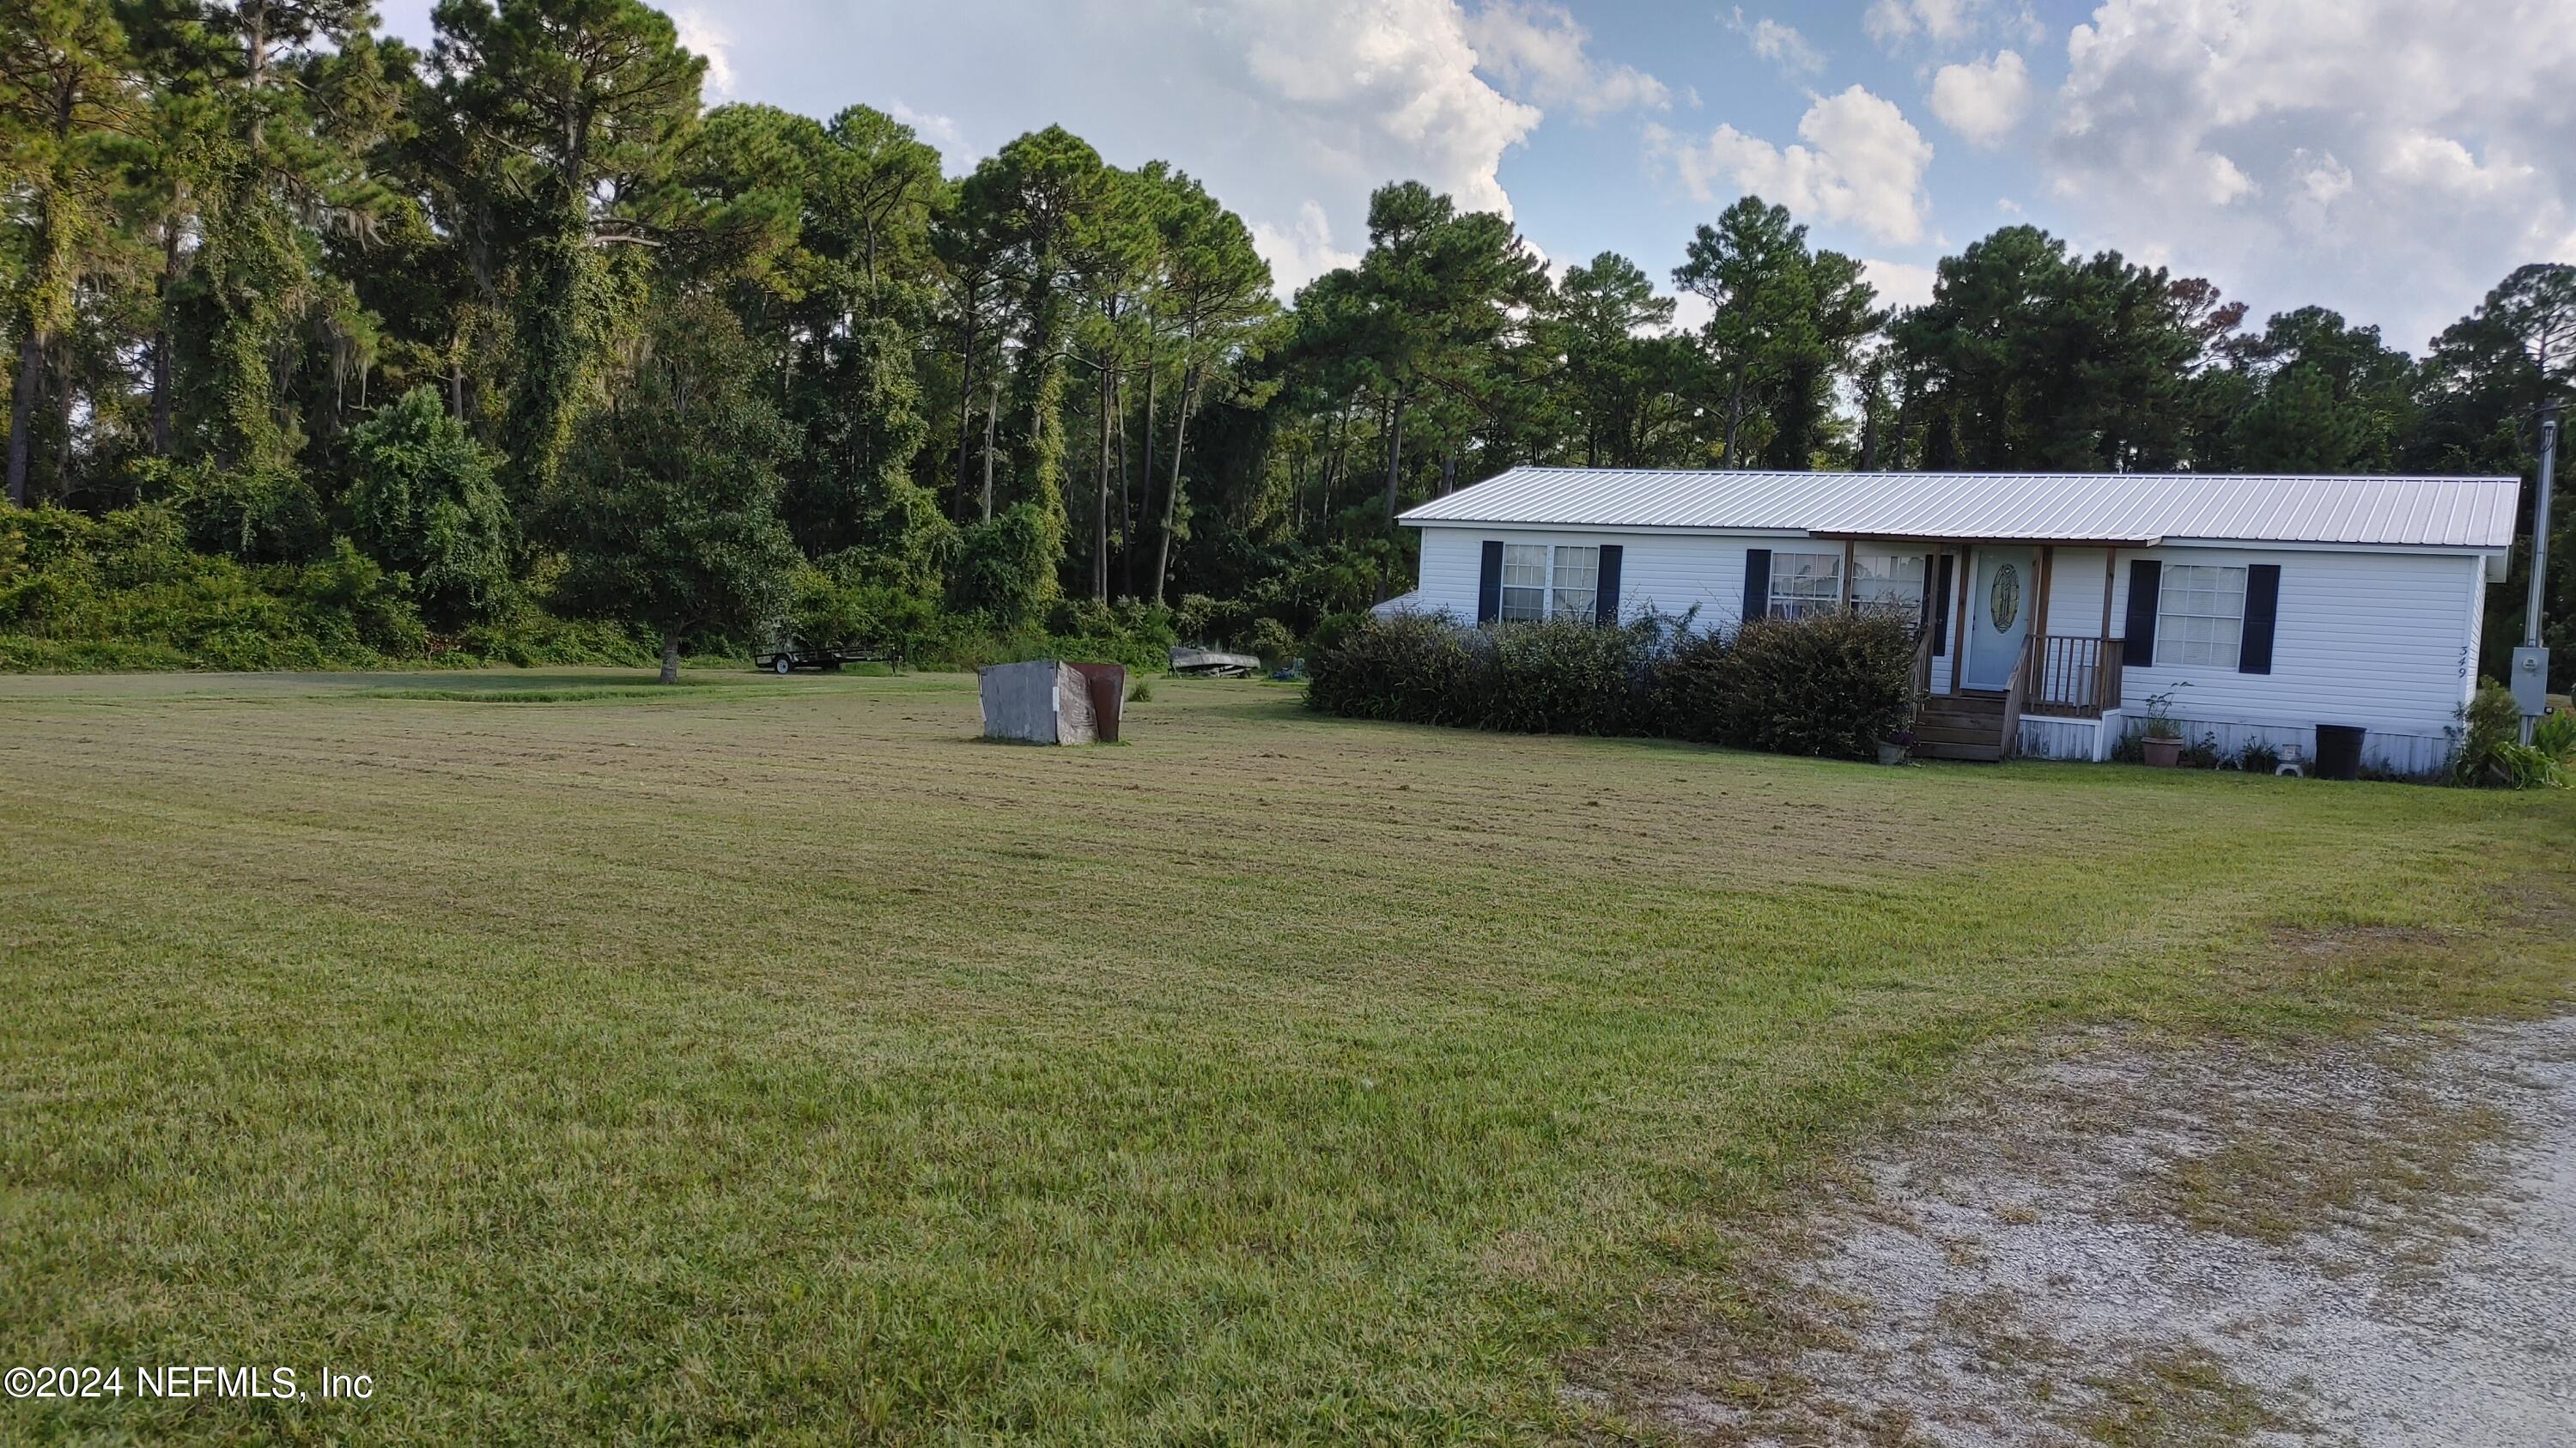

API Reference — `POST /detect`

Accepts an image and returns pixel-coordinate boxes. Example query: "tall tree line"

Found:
[0,0,2567,678]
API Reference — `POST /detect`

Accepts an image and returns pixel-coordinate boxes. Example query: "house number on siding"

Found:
[1990,563,2021,631]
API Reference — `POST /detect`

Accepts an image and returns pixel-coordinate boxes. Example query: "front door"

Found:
[1964,548,2033,691]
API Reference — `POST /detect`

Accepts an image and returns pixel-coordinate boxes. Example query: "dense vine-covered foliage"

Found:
[0,0,2567,681]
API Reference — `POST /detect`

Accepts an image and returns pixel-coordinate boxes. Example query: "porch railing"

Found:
[2022,635,2124,719]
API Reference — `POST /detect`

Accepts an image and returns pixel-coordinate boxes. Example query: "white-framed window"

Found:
[1500,544,1601,622]
[2156,563,2248,667]
[1851,554,1927,619]
[1500,544,1548,621]
[1768,551,1844,619]
[1550,545,1600,620]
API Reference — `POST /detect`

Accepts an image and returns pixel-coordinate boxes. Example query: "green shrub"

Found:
[1245,617,1297,670]
[1304,611,1487,726]
[1173,593,1246,646]
[1483,618,1662,734]
[2533,709,2576,763]
[1307,612,1663,736]
[1651,624,1732,742]
[1308,609,1917,759]
[0,503,653,674]
[1692,611,1920,759]
[788,556,944,664]
[898,597,1176,676]
[343,386,514,629]
[165,462,331,564]
[948,504,1054,628]
[1306,610,1369,659]
[2454,682,2567,788]
[449,601,656,669]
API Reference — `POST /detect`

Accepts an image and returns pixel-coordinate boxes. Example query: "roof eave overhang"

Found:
[1400,517,2512,555]
[1806,531,2161,549]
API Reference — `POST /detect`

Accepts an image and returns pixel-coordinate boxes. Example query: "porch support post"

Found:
[2101,548,2117,638]
[1949,545,1973,696]
[1841,539,1856,611]
[2035,545,2054,642]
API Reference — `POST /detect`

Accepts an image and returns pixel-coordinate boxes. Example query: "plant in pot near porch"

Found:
[2139,687,2188,767]
[1879,728,1917,765]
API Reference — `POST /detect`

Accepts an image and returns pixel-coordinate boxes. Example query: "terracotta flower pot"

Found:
[2142,736,2184,768]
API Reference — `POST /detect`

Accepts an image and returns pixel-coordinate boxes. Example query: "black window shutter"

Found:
[1741,548,1771,626]
[1929,554,1955,654]
[1595,545,1624,625]
[2239,563,2280,674]
[1476,540,1504,624]
[2123,559,2161,667]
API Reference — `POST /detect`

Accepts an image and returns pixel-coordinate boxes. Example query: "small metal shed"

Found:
[977,660,1125,745]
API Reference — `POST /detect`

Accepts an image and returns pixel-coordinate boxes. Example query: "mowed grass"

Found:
[3,668,2572,1444]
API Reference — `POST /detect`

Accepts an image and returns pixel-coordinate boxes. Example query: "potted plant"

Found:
[2139,688,2186,767]
[1878,728,1916,766]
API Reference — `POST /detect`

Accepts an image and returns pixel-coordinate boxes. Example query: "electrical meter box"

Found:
[2512,646,2551,716]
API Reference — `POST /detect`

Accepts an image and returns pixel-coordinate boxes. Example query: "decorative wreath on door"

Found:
[1989,563,2021,631]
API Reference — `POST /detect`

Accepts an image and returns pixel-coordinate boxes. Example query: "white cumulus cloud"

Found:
[1866,0,1985,48]
[1929,50,2030,147]
[1465,1,1670,118]
[1253,201,1366,296]
[1726,9,1825,78]
[671,6,734,101]
[884,100,979,169]
[1862,258,1939,310]
[1653,85,1936,246]
[2046,0,2576,349]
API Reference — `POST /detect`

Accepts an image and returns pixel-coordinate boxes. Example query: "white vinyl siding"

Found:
[2157,563,2248,668]
[2109,545,2484,753]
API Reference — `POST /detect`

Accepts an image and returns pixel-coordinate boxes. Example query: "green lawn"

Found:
[3,669,2571,1444]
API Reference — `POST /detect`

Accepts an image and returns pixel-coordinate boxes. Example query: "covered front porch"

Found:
[1826,536,2132,762]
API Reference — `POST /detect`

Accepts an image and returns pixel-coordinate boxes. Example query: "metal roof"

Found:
[1397,467,2521,551]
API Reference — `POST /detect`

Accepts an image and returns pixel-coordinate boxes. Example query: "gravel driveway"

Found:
[1606,1017,2576,1445]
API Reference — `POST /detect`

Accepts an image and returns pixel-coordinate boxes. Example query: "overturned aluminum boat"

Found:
[1169,646,1262,678]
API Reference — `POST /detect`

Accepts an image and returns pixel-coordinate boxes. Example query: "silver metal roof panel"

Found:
[1397,468,2521,550]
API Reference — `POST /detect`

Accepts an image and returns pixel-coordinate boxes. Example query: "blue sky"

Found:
[375,0,2576,354]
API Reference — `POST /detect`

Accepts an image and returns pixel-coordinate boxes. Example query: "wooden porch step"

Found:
[1917,701,2009,721]
[1914,722,2005,746]
[1916,739,2004,763]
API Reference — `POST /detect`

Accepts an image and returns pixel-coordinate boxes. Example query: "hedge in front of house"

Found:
[1688,611,1920,757]
[1302,611,1668,735]
[1307,608,1918,760]
[1301,610,1499,727]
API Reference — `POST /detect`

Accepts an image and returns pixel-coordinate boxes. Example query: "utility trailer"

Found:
[753,642,893,675]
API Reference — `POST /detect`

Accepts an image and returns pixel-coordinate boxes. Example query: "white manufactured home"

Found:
[1386,468,2520,774]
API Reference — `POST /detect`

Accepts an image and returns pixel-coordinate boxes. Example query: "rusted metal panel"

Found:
[1068,662,1126,743]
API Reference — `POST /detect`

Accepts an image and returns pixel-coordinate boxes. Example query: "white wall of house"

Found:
[1413,524,1766,631]
[2100,545,2483,772]
[2045,548,2114,636]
